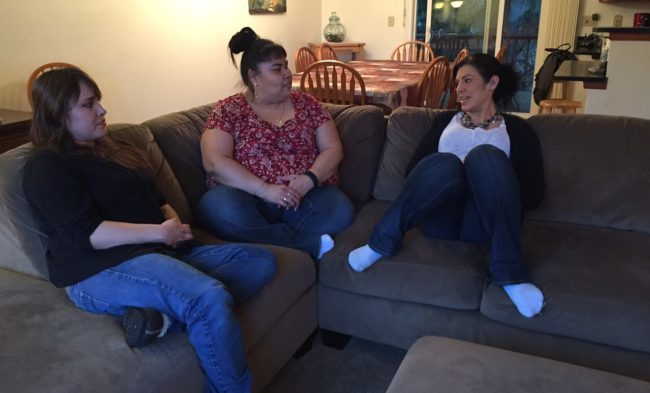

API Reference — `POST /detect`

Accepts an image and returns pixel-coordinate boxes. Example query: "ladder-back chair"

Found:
[390,41,434,62]
[495,46,508,63]
[27,62,78,107]
[415,56,451,109]
[319,43,338,60]
[294,47,318,73]
[299,60,365,105]
[446,48,470,109]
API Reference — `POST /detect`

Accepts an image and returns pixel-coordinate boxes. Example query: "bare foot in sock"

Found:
[317,234,334,259]
[348,244,382,272]
[503,283,545,318]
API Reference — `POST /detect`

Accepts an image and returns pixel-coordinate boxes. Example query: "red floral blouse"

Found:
[203,91,338,188]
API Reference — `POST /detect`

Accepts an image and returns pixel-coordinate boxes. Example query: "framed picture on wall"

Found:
[249,0,286,14]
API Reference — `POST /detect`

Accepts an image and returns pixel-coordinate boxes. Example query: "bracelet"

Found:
[304,170,319,188]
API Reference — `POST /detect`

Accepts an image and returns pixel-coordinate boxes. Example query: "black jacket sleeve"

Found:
[503,114,545,210]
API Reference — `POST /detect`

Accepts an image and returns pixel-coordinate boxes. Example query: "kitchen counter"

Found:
[555,60,607,89]
[593,27,650,41]
[579,29,649,119]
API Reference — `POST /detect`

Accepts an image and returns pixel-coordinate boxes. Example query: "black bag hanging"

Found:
[533,43,578,105]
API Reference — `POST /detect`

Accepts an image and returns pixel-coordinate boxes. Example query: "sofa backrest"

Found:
[326,104,386,207]
[144,103,386,215]
[0,124,187,279]
[373,106,443,201]
[372,108,650,235]
[142,104,214,223]
[527,114,650,234]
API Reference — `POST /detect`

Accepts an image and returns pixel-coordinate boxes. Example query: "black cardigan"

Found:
[23,149,171,287]
[407,110,545,210]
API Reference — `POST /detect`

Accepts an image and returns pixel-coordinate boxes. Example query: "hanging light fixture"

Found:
[434,1,444,9]
[450,0,464,8]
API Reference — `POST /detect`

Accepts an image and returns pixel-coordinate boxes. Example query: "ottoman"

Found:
[387,336,650,393]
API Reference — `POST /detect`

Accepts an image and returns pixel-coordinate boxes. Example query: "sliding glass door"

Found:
[415,0,541,112]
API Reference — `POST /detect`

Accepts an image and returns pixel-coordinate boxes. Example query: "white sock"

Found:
[502,283,545,318]
[317,234,334,259]
[158,313,172,338]
[348,244,382,272]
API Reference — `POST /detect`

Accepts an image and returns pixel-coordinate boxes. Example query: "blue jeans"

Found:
[66,244,277,393]
[369,145,530,284]
[197,185,354,258]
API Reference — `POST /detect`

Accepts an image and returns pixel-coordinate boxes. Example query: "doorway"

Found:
[415,0,541,112]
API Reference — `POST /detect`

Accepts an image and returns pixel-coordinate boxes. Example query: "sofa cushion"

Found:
[0,238,316,393]
[0,124,190,280]
[142,105,214,221]
[320,200,486,310]
[481,220,650,354]
[387,336,650,393]
[323,104,386,206]
[0,268,205,393]
[0,144,47,279]
[372,106,446,201]
[527,114,650,234]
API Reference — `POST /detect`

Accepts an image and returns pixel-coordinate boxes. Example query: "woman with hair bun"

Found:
[348,53,547,318]
[198,27,354,259]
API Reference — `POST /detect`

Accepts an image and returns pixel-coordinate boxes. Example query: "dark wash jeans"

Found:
[67,244,277,393]
[369,144,530,284]
[198,185,354,258]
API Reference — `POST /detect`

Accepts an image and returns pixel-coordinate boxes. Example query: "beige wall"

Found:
[577,0,650,35]
[0,0,321,123]
[320,0,414,60]
[573,0,650,113]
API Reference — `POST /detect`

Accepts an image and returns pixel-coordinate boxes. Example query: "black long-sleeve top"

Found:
[407,110,545,210]
[23,149,171,288]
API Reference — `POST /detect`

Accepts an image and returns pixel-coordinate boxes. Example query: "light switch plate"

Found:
[613,15,623,27]
[388,16,395,27]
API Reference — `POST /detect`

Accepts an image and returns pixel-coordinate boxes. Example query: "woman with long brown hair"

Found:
[24,67,276,392]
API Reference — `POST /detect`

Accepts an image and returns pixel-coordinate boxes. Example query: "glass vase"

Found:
[323,12,346,43]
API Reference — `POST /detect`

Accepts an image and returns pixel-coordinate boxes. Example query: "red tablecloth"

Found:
[292,60,430,109]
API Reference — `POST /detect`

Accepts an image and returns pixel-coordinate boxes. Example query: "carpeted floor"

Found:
[262,330,406,393]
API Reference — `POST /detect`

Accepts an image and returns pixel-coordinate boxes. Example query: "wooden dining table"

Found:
[292,60,431,110]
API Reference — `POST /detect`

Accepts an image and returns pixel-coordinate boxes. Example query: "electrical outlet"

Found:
[613,15,623,27]
[581,16,593,26]
[388,16,395,27]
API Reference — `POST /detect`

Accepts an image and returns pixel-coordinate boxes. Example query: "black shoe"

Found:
[121,307,164,348]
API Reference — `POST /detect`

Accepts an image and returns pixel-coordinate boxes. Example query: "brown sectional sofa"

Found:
[0,103,383,393]
[0,103,648,392]
[320,106,650,382]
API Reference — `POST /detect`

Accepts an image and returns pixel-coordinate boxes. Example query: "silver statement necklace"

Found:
[461,111,501,130]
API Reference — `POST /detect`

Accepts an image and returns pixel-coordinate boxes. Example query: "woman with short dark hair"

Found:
[349,53,546,318]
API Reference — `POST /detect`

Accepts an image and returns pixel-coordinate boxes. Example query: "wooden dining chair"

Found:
[294,47,318,73]
[446,48,470,109]
[319,43,338,60]
[27,62,78,107]
[300,60,365,105]
[495,46,508,63]
[415,56,451,109]
[390,41,434,62]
